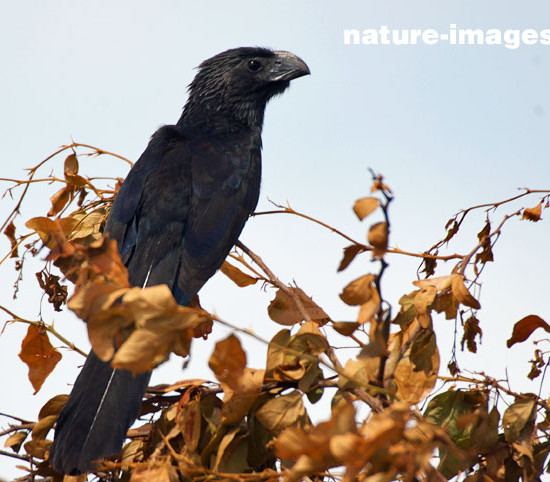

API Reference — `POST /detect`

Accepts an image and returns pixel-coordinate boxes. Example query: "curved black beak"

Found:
[270,51,310,82]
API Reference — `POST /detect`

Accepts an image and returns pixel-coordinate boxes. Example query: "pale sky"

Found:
[1,1,549,479]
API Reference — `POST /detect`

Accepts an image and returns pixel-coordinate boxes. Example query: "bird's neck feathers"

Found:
[178,90,268,135]
[177,69,289,135]
[178,95,266,134]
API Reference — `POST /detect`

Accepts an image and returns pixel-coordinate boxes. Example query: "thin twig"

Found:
[0,423,34,438]
[457,210,521,275]
[236,240,311,320]
[0,413,31,424]
[0,145,69,233]
[253,206,463,262]
[427,188,550,255]
[438,373,550,413]
[0,142,131,234]
[0,305,87,357]
[69,142,133,166]
[0,448,31,462]
[367,170,393,384]
[213,315,384,412]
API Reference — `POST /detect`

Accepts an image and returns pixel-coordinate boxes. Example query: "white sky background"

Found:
[1,1,549,479]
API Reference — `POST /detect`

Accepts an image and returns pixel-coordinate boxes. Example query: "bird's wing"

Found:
[105,126,261,304]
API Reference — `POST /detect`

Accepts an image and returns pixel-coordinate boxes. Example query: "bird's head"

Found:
[180,47,310,132]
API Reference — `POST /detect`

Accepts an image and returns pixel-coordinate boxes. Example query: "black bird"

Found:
[49,47,309,474]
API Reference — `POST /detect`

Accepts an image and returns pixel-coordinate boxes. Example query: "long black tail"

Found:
[50,351,151,475]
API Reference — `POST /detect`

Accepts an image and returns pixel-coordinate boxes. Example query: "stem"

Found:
[253,206,463,262]
[0,305,87,357]
[214,307,385,411]
[0,449,31,462]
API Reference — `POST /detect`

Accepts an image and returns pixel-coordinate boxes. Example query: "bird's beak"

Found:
[270,51,310,82]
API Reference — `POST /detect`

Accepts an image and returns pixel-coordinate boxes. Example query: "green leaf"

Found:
[424,389,486,478]
[502,398,536,443]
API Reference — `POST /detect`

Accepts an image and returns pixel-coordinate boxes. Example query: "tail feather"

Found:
[50,351,150,475]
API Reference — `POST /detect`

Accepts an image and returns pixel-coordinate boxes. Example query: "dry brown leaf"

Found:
[4,431,27,453]
[340,274,376,306]
[212,424,240,471]
[274,402,356,481]
[65,211,106,242]
[26,216,65,239]
[464,475,493,482]
[332,321,359,336]
[297,320,329,346]
[71,282,131,361]
[443,219,460,244]
[23,438,51,460]
[337,244,364,272]
[357,290,381,324]
[507,314,550,348]
[371,178,392,194]
[63,154,88,189]
[339,357,379,389]
[413,285,436,329]
[25,217,75,260]
[27,221,128,288]
[131,466,179,482]
[367,222,388,257]
[47,186,72,217]
[209,335,265,425]
[111,285,205,372]
[451,274,481,310]
[359,326,387,359]
[36,271,67,312]
[220,261,258,287]
[255,390,307,435]
[522,203,542,222]
[421,254,437,278]
[265,329,292,380]
[268,287,329,326]
[413,275,453,292]
[461,316,482,353]
[275,426,313,460]
[394,337,439,404]
[209,334,246,388]
[120,439,145,468]
[275,402,355,460]
[352,403,409,465]
[63,153,79,177]
[353,197,380,221]
[38,394,69,419]
[18,325,62,394]
[31,415,57,440]
[178,398,202,452]
[221,368,265,426]
[84,237,130,287]
[3,221,18,258]
[432,291,459,320]
[410,330,438,373]
[475,220,494,265]
[266,323,327,384]
[329,432,369,468]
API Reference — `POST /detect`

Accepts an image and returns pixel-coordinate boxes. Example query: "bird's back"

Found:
[106,123,262,303]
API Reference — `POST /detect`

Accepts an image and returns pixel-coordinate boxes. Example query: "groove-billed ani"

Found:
[50,47,309,474]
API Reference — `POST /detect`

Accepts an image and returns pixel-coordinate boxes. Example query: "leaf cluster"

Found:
[1,147,550,481]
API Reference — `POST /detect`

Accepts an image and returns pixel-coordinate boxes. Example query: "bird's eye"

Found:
[247,59,262,72]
